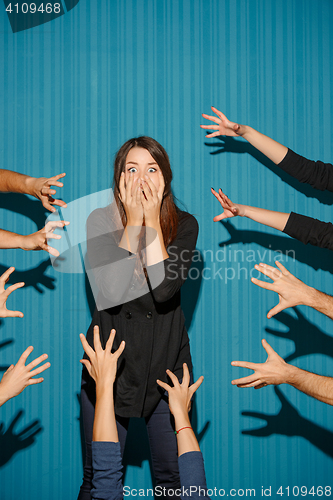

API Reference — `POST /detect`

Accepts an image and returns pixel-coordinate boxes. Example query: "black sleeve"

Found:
[86,208,137,305]
[146,212,199,303]
[283,212,333,250]
[278,149,333,192]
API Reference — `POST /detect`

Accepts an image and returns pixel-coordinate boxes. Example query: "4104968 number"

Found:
[5,3,61,14]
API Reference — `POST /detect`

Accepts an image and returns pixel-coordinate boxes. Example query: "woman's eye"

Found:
[148,167,157,173]
[128,167,137,173]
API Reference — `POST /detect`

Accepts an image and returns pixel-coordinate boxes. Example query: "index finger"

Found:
[231,360,259,370]
[201,113,221,124]
[166,369,179,388]
[0,266,15,285]
[79,333,95,360]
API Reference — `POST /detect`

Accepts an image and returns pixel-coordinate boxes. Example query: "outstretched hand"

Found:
[201,107,244,138]
[251,261,311,319]
[79,326,125,389]
[0,346,50,406]
[157,363,204,418]
[30,173,67,212]
[231,339,289,389]
[21,220,70,257]
[0,267,24,318]
[211,187,245,222]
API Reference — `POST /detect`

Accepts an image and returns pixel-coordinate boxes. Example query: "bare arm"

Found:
[211,188,289,231]
[231,339,333,405]
[252,261,333,320]
[80,327,125,442]
[157,364,204,456]
[0,221,69,257]
[201,107,288,164]
[0,170,67,212]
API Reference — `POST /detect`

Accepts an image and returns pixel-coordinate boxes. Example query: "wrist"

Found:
[174,412,191,430]
[240,125,252,140]
[284,363,300,386]
[24,176,38,197]
[303,286,321,308]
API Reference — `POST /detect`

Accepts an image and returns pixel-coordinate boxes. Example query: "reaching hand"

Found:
[21,220,70,257]
[0,267,24,318]
[157,363,204,418]
[30,173,67,212]
[0,347,50,406]
[211,187,245,222]
[141,171,165,225]
[231,339,289,389]
[251,261,311,319]
[79,326,125,390]
[201,107,244,138]
[119,172,144,226]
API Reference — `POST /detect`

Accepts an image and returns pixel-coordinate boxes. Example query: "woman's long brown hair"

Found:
[113,136,179,246]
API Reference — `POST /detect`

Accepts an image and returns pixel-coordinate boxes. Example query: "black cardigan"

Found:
[280,149,333,250]
[85,207,199,418]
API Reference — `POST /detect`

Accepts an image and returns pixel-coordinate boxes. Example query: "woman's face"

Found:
[124,147,161,191]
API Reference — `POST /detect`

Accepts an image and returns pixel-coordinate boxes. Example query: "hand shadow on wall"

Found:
[0,410,43,467]
[0,260,56,294]
[241,386,333,458]
[205,137,333,206]
[0,194,48,229]
[265,309,333,363]
[0,339,14,372]
[218,221,333,274]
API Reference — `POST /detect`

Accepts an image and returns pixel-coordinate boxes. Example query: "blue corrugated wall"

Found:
[0,0,332,498]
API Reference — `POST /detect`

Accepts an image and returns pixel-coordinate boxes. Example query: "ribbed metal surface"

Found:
[0,0,332,498]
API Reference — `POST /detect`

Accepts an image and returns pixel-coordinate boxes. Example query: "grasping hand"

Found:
[79,326,125,389]
[29,173,67,212]
[231,339,289,389]
[0,347,50,406]
[141,171,165,225]
[21,220,70,257]
[251,261,311,319]
[201,107,244,138]
[0,267,24,318]
[211,187,245,222]
[157,363,204,419]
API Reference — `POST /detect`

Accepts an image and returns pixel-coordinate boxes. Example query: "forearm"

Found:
[242,205,290,232]
[241,126,288,164]
[119,224,142,254]
[145,220,169,266]
[0,170,35,195]
[0,385,10,407]
[93,387,118,442]
[286,365,333,406]
[0,229,25,250]
[303,287,333,320]
[174,413,200,456]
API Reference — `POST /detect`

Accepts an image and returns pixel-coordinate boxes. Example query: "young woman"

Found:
[78,137,199,500]
[201,107,333,251]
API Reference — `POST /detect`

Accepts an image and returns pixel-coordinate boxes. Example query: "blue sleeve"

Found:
[91,441,123,500]
[278,149,333,192]
[178,451,210,499]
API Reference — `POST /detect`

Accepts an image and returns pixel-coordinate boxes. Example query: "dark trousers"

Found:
[77,373,181,500]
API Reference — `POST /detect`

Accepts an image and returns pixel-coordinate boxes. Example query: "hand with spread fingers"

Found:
[211,187,245,222]
[251,261,313,319]
[201,107,245,138]
[231,339,289,389]
[0,267,25,318]
[157,363,204,420]
[140,171,165,225]
[29,173,67,212]
[20,220,70,257]
[80,326,125,390]
[0,346,50,407]
[119,172,144,226]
